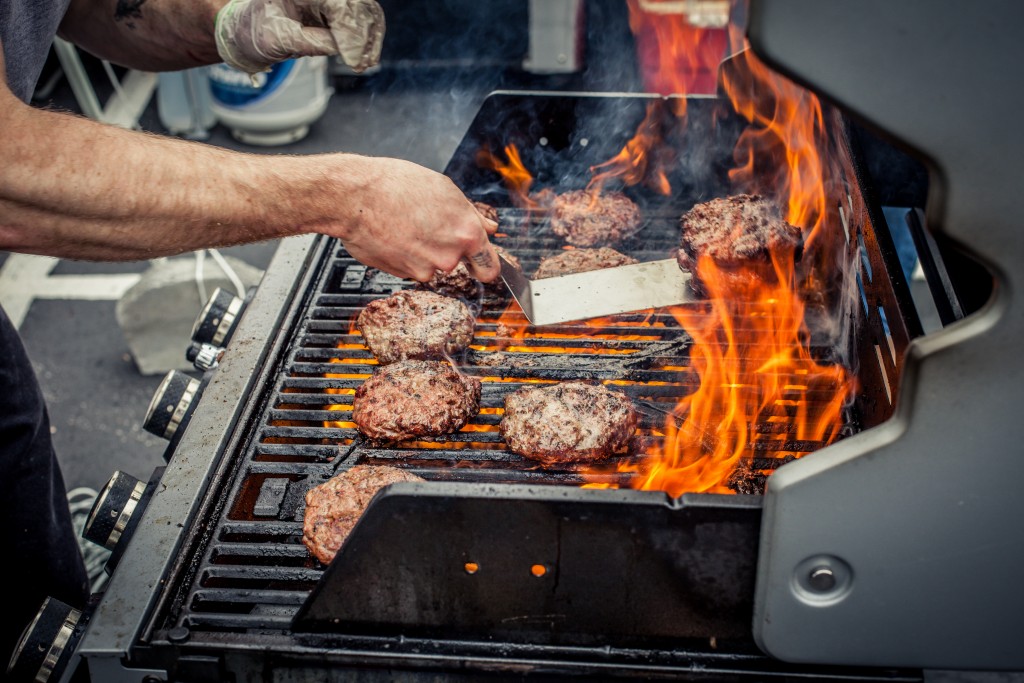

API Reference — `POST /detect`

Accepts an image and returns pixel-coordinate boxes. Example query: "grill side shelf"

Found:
[292,483,762,648]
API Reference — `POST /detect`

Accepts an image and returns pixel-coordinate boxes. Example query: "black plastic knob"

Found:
[143,370,201,440]
[82,471,146,551]
[6,597,82,683]
[191,287,244,347]
[83,468,163,573]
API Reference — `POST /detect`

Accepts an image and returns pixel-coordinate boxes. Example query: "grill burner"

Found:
[64,92,922,681]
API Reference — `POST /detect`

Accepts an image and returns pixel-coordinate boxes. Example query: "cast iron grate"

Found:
[174,201,858,636]
[157,97,918,676]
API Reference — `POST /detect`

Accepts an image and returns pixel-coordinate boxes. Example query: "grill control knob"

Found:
[191,287,245,347]
[186,341,225,371]
[83,471,146,551]
[144,370,201,440]
[6,597,83,683]
[82,469,162,573]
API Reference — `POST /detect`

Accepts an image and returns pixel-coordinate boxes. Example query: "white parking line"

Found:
[0,254,141,329]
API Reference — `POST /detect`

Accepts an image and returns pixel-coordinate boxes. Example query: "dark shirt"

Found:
[0,0,89,669]
[0,0,73,101]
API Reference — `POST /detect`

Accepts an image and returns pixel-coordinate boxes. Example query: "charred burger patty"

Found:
[356,289,475,364]
[677,193,803,295]
[302,464,424,565]
[352,359,482,442]
[550,190,642,247]
[421,245,521,299]
[471,200,499,224]
[500,382,638,464]
[533,247,639,279]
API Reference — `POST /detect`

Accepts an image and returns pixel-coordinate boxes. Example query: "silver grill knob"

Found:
[191,287,244,347]
[186,341,225,371]
[6,597,82,683]
[143,370,201,440]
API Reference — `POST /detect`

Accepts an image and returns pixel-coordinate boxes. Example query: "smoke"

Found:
[337,0,650,174]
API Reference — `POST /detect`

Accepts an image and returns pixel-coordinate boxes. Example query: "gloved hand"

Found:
[215,0,385,76]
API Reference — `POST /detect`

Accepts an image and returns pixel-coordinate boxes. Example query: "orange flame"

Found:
[322,357,363,429]
[476,144,551,210]
[586,3,726,196]
[628,0,728,103]
[587,102,674,196]
[602,34,855,497]
[721,47,833,249]
[618,251,853,496]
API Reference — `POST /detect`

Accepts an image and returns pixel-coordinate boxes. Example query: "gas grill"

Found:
[13,2,1024,681]
[36,93,911,681]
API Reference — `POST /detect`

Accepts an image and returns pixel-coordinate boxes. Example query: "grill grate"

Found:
[175,202,857,637]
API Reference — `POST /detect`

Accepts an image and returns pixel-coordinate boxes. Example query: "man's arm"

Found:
[0,48,499,281]
[58,0,223,71]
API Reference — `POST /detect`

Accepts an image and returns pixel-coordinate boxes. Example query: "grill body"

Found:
[746,0,1024,669]
[66,92,921,682]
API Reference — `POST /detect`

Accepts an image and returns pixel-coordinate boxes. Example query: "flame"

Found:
[492,299,531,348]
[614,252,853,496]
[721,47,833,250]
[488,300,664,355]
[588,102,674,196]
[586,3,727,197]
[628,0,729,102]
[476,144,551,210]
[323,356,363,429]
[592,33,855,497]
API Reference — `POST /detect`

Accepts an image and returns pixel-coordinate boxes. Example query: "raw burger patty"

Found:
[352,359,482,441]
[533,247,638,279]
[302,464,424,564]
[677,193,803,295]
[550,190,642,247]
[500,382,638,464]
[356,289,475,364]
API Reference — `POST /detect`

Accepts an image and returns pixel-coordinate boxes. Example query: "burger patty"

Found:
[421,245,521,299]
[677,194,803,295]
[472,200,499,224]
[356,290,475,364]
[550,190,642,247]
[352,359,482,441]
[533,247,639,279]
[302,464,424,565]
[500,382,638,464]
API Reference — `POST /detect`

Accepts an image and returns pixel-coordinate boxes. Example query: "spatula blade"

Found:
[498,255,697,326]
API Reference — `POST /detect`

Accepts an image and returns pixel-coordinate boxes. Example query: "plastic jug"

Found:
[207,57,333,146]
[156,68,216,140]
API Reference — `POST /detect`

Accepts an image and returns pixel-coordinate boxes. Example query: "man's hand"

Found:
[216,0,385,76]
[319,156,500,283]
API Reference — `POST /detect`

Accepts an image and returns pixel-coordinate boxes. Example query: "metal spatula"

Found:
[498,254,698,326]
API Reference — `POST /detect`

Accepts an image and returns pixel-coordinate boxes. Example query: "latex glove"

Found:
[215,0,385,76]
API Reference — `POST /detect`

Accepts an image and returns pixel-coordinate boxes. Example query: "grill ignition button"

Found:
[186,341,226,371]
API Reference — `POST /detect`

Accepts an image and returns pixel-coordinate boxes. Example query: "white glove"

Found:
[215,0,385,76]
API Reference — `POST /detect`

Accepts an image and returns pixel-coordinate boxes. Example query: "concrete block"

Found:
[116,255,263,375]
